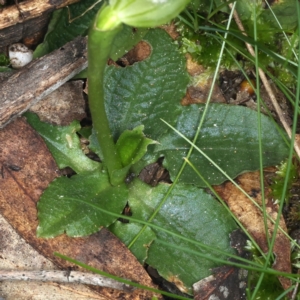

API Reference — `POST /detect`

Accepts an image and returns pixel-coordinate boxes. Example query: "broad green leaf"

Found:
[236,0,298,31]
[89,28,189,170]
[109,222,156,262]
[121,179,237,294]
[34,0,103,58]
[155,104,289,187]
[261,0,298,30]
[26,113,100,174]
[104,28,189,140]
[116,125,157,167]
[37,170,128,237]
[33,9,64,58]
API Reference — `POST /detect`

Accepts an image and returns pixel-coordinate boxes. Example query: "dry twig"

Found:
[0,269,134,292]
[0,0,80,30]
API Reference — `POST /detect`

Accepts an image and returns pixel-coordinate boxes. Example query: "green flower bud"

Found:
[110,0,191,27]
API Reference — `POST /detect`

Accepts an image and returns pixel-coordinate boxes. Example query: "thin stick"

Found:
[0,270,134,292]
[228,3,300,158]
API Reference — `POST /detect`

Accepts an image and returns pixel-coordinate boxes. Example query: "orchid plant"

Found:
[25,0,295,296]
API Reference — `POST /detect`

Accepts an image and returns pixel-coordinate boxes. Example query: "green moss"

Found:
[175,18,240,68]
[270,160,298,205]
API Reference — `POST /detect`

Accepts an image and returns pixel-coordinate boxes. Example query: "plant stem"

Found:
[88,10,123,184]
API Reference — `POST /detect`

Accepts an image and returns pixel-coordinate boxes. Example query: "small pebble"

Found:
[9,43,33,69]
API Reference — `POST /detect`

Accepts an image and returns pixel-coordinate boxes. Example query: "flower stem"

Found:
[88,8,123,184]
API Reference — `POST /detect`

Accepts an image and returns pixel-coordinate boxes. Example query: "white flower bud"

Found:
[9,43,33,69]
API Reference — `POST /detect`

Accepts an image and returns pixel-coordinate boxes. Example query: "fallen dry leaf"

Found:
[0,117,160,300]
[214,171,291,290]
